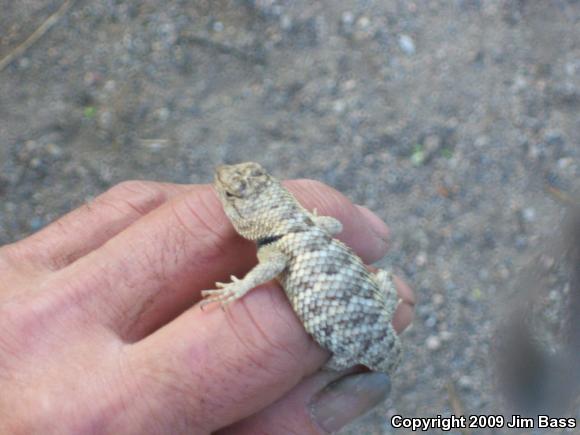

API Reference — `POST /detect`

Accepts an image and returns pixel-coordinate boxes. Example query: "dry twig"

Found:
[0,0,77,72]
[446,381,471,435]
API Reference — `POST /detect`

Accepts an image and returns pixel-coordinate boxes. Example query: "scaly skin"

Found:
[201,162,401,374]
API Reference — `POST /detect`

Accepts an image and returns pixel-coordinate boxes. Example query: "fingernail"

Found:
[355,205,389,246]
[309,372,391,433]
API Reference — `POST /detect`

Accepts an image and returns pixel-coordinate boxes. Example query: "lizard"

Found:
[200,162,402,374]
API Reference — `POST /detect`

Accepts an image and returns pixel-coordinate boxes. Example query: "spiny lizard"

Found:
[201,162,401,374]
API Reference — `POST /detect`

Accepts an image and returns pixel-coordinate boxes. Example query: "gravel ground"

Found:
[1,0,579,433]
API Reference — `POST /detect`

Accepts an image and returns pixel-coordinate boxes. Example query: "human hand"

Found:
[0,179,414,434]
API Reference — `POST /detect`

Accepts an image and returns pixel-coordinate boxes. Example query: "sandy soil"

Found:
[1,0,579,433]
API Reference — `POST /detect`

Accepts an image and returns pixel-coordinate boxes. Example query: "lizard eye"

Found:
[250,168,265,177]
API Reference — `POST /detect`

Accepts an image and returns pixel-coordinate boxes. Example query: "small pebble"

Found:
[398,34,416,55]
[458,375,473,390]
[558,157,573,169]
[522,207,536,222]
[46,144,63,157]
[432,293,444,306]
[280,15,292,30]
[341,11,354,26]
[357,16,370,29]
[426,335,442,351]
[157,107,170,122]
[333,100,346,113]
[29,216,44,231]
[440,331,453,341]
[425,315,437,329]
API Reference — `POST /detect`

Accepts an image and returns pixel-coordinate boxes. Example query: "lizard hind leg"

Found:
[322,353,355,372]
[323,333,402,374]
[310,209,343,235]
[365,331,401,374]
[372,269,400,316]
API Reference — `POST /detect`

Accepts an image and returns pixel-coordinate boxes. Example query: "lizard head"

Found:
[214,162,281,233]
[215,162,273,200]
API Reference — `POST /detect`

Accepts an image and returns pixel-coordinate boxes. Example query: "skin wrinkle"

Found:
[106,180,169,212]
[53,185,255,340]
[121,292,159,342]
[111,349,166,434]
[54,257,152,343]
[168,189,259,278]
[232,285,322,376]
[161,326,228,432]
[180,187,229,242]
[113,256,169,339]
[0,303,36,376]
[211,353,286,430]
[224,301,278,376]
[170,195,231,268]
[108,219,191,339]
[133,348,207,433]
[168,304,300,433]
[179,351,243,432]
[59,235,162,340]
[194,295,321,428]
[0,241,55,280]
[41,346,122,434]
[4,290,81,353]
[21,180,180,272]
[65,252,130,328]
[122,209,242,337]
[244,310,304,376]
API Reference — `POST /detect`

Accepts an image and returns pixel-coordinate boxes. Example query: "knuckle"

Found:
[131,351,208,429]
[107,180,156,197]
[101,180,168,216]
[0,299,40,361]
[170,190,231,257]
[0,241,36,269]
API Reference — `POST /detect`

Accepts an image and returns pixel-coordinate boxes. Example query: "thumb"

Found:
[218,370,392,435]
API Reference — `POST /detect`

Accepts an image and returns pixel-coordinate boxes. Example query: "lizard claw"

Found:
[200,279,246,309]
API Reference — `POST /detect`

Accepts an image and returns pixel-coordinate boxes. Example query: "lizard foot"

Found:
[200,276,245,308]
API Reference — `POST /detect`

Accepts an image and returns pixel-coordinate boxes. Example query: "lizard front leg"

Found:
[310,208,343,235]
[200,250,288,308]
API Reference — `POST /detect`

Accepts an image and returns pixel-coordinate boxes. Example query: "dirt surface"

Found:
[1,0,579,433]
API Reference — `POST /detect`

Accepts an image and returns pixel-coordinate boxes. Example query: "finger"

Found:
[51,180,391,341]
[2,181,191,272]
[218,371,391,435]
[128,282,326,433]
[129,272,414,432]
